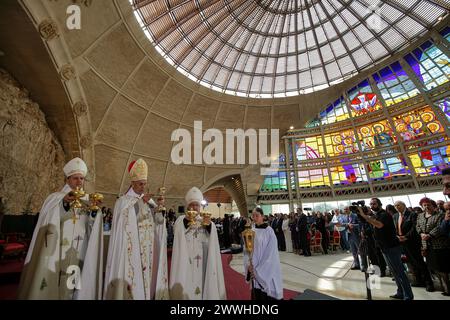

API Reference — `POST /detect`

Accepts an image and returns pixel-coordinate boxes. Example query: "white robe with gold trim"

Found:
[103,189,168,300]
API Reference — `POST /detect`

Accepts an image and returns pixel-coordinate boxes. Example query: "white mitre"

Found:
[185,187,203,206]
[63,157,88,177]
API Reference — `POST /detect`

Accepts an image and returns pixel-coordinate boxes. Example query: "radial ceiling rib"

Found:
[132,0,449,97]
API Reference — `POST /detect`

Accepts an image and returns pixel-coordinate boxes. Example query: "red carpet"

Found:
[0,259,23,300]
[0,252,300,300]
[221,254,300,300]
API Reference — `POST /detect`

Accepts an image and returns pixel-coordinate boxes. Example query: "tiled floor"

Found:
[229,251,450,300]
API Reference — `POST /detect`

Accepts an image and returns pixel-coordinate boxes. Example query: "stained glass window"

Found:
[404,40,450,91]
[324,129,359,157]
[372,62,420,106]
[357,120,396,151]
[409,145,450,176]
[392,106,445,143]
[298,169,330,188]
[439,26,450,44]
[367,156,409,180]
[311,97,350,126]
[348,79,383,117]
[260,170,288,192]
[330,163,367,185]
[295,136,325,161]
[436,97,450,124]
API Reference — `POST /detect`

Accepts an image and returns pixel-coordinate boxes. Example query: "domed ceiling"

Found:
[132,0,448,97]
[10,0,449,214]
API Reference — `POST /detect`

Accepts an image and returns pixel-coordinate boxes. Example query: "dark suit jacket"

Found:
[271,218,278,230]
[393,210,419,244]
[297,214,308,232]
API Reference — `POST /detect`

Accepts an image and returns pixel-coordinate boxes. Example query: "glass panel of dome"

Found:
[357,120,395,151]
[372,62,419,106]
[380,28,405,51]
[295,136,325,161]
[396,15,423,38]
[348,79,383,116]
[338,56,355,74]
[353,47,372,68]
[324,129,358,157]
[325,62,341,81]
[413,2,446,24]
[409,145,450,176]
[435,97,450,124]
[134,0,448,97]
[365,39,388,60]
[392,106,445,143]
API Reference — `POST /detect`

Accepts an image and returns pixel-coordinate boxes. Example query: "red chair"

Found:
[331,230,341,252]
[0,233,27,261]
[310,230,323,254]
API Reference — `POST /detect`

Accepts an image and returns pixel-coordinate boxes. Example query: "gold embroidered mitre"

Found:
[128,158,148,182]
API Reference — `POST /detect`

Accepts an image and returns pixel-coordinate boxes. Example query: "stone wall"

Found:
[0,69,66,214]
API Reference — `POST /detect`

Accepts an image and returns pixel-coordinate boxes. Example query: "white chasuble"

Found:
[170,215,226,300]
[17,184,103,300]
[103,189,168,300]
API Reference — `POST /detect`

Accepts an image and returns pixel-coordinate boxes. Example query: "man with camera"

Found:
[357,198,413,300]
[344,206,361,270]
[350,201,386,277]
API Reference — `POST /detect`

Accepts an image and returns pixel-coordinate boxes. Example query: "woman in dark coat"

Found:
[416,198,450,296]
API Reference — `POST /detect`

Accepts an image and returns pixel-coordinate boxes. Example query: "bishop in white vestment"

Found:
[244,207,283,300]
[170,187,226,300]
[17,158,104,300]
[103,159,169,300]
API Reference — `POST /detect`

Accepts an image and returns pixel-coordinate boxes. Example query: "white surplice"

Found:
[243,224,283,300]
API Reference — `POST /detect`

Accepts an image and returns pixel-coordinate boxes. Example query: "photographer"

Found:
[353,201,386,277]
[357,198,413,300]
[344,206,360,270]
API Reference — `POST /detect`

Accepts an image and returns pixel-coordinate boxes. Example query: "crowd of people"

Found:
[243,183,450,300]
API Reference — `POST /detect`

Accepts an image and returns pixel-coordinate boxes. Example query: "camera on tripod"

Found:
[349,200,367,214]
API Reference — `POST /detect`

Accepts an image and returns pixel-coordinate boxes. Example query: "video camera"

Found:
[349,200,368,214]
